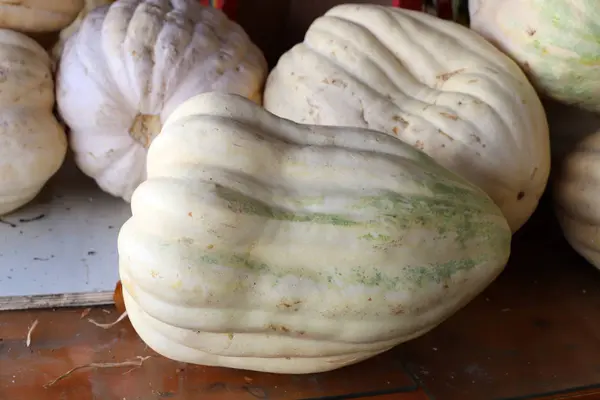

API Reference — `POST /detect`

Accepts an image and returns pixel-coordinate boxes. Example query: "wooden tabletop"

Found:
[2,193,600,400]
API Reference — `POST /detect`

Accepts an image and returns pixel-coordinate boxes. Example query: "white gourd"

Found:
[554,132,600,270]
[0,29,67,215]
[118,92,512,374]
[263,4,550,234]
[56,0,268,201]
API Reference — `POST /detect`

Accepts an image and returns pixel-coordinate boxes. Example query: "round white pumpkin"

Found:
[554,131,600,269]
[56,0,268,201]
[0,0,84,32]
[0,29,67,215]
[263,4,550,234]
[469,0,600,112]
[118,92,512,374]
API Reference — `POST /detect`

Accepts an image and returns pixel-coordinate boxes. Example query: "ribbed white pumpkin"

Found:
[0,29,67,215]
[118,92,512,374]
[0,0,84,32]
[469,0,600,112]
[555,132,600,270]
[56,0,268,201]
[263,4,550,234]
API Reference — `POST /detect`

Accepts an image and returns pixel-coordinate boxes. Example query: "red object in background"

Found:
[198,0,237,21]
[392,0,424,10]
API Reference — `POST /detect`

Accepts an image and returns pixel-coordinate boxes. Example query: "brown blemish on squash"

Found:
[470,134,482,144]
[468,79,478,84]
[392,127,399,135]
[439,112,458,120]
[437,129,454,141]
[437,68,465,82]
[390,305,405,315]
[129,114,161,148]
[415,140,425,150]
[277,300,302,310]
[517,191,525,200]
[188,212,193,217]
[393,115,409,126]
[322,78,347,88]
[268,324,290,333]
[526,27,537,36]
[531,167,538,179]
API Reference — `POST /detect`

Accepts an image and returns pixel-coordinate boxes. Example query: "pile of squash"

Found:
[0,0,595,374]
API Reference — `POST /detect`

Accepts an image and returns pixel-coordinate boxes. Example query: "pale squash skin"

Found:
[0,0,83,32]
[263,4,550,234]
[0,29,67,215]
[118,92,512,374]
[50,0,116,64]
[554,132,600,270]
[56,0,268,202]
[469,0,600,112]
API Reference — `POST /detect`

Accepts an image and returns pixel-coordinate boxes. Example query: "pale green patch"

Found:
[195,248,500,291]
[217,186,359,226]
[519,0,600,108]
[360,233,392,241]
[197,167,510,289]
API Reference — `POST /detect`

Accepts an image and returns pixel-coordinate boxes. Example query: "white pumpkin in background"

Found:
[469,0,600,112]
[554,132,600,270]
[0,29,67,215]
[118,92,511,374]
[263,4,550,234]
[0,0,84,32]
[56,0,268,201]
[51,0,116,63]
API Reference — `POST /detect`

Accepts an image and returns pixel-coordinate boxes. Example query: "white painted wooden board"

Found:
[0,154,131,311]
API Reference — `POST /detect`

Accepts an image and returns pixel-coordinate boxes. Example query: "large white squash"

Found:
[118,92,512,374]
[0,29,67,215]
[0,0,83,32]
[263,4,550,234]
[554,131,600,270]
[56,0,268,201]
[469,0,600,112]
